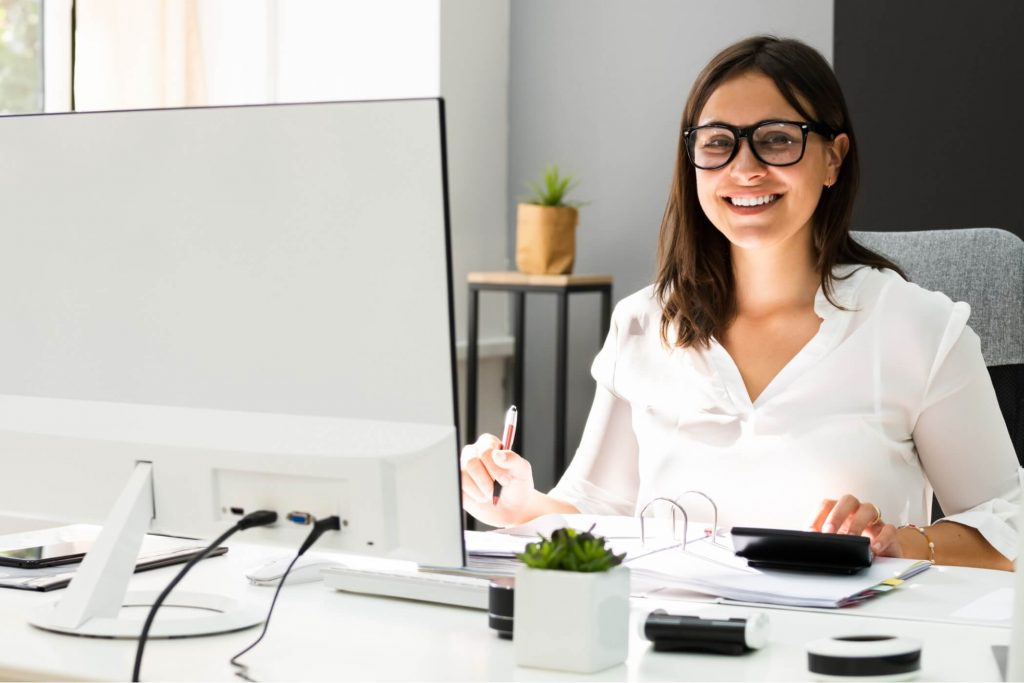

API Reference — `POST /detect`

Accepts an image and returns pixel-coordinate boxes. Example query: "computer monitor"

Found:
[0,98,463,637]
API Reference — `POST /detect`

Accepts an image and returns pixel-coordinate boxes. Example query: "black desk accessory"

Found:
[806,635,921,679]
[488,577,514,639]
[732,527,873,574]
[641,609,768,655]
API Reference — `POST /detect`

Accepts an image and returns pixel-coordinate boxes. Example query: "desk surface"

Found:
[0,540,1012,682]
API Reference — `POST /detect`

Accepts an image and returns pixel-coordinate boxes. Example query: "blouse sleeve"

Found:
[912,304,1023,560]
[548,307,640,515]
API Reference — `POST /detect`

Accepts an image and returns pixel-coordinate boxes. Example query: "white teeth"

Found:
[729,194,779,207]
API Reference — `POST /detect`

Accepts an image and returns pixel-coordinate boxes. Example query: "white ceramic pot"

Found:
[513,565,630,674]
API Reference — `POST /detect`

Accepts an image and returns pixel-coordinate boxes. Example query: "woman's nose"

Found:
[729,138,768,182]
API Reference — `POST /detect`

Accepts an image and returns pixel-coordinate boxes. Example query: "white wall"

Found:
[439,0,513,440]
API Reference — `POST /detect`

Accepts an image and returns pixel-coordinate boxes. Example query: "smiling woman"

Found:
[459,36,1021,572]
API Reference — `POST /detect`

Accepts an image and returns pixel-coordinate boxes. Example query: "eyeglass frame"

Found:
[682,119,838,171]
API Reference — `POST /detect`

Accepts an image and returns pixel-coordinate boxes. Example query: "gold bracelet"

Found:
[904,524,936,563]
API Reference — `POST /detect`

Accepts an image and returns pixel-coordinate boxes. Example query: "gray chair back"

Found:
[851,228,1024,464]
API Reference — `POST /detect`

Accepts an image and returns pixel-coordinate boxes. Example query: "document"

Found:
[465,517,690,575]
[468,524,684,577]
[476,515,930,608]
[627,535,930,609]
[495,513,680,539]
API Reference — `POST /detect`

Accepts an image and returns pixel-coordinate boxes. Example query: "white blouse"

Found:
[549,265,1023,560]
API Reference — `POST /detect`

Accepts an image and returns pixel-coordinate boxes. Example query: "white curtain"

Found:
[73,0,207,110]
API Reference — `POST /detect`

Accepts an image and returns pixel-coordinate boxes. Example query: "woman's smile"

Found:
[723,192,783,214]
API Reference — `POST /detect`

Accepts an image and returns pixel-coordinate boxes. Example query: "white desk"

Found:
[0,540,1012,682]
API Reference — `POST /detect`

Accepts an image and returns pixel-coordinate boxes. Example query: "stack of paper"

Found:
[465,514,930,609]
[464,514,687,575]
[627,535,930,608]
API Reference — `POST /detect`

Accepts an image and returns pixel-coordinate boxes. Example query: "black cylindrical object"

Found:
[641,609,768,655]
[488,577,515,639]
[806,635,921,679]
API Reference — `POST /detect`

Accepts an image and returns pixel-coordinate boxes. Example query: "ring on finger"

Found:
[869,503,883,526]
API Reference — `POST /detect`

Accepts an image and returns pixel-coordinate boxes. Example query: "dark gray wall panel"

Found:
[835,0,1024,238]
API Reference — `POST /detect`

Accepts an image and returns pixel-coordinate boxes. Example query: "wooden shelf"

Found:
[467,271,612,287]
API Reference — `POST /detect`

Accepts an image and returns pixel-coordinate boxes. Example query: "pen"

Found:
[493,405,517,505]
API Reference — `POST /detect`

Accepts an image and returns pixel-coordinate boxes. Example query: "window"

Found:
[0,0,43,114]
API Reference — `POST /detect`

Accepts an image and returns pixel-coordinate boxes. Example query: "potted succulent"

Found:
[514,526,630,673]
[515,165,584,275]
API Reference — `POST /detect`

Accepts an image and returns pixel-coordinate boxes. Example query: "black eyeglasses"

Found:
[683,119,837,170]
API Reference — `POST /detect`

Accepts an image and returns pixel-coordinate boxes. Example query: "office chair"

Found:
[852,228,1024,518]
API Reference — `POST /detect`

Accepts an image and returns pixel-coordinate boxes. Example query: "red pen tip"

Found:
[492,496,499,505]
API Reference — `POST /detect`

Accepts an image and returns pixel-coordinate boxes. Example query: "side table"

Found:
[465,272,613,482]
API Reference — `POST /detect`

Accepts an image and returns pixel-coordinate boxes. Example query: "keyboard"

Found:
[322,565,490,609]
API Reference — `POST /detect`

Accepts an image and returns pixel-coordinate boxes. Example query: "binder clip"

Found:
[640,609,769,656]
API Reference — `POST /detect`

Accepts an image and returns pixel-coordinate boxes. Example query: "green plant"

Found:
[522,164,584,207]
[517,525,625,572]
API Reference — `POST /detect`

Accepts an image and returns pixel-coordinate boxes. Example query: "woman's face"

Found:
[694,71,849,256]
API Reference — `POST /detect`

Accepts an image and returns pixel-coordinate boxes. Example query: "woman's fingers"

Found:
[459,433,502,467]
[866,524,902,557]
[461,459,492,504]
[823,494,861,533]
[812,496,887,539]
[487,449,532,485]
[808,499,836,531]
[842,502,880,537]
[459,432,533,510]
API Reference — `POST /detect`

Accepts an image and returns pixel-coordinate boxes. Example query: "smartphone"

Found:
[0,540,93,569]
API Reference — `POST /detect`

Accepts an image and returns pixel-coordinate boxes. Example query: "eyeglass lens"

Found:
[689,122,805,169]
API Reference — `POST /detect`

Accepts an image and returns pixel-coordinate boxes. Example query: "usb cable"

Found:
[131,510,278,682]
[230,515,341,681]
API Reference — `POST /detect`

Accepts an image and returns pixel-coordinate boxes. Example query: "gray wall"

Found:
[507,1,834,490]
[834,0,1024,239]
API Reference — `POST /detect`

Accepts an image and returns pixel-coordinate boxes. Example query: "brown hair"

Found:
[655,35,905,348]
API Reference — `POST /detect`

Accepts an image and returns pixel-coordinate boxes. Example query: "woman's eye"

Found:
[761,134,796,145]
[702,137,734,150]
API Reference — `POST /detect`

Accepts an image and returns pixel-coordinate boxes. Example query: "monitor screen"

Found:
[0,99,454,426]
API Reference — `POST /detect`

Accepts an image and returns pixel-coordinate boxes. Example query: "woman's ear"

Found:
[826,133,850,182]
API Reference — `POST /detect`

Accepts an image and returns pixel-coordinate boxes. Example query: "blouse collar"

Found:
[813,264,872,320]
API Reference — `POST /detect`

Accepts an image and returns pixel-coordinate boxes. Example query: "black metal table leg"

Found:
[600,285,612,339]
[466,286,480,445]
[512,291,526,452]
[554,290,569,480]
[464,274,612,493]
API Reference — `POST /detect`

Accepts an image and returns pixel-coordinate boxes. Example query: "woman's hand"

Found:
[460,433,536,528]
[809,495,903,557]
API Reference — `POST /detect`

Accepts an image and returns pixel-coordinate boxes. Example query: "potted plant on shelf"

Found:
[514,526,630,673]
[515,164,584,275]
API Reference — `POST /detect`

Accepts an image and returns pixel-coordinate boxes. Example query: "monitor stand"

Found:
[28,462,263,639]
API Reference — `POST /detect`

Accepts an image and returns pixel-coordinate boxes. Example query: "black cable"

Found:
[230,515,341,682]
[131,510,278,682]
